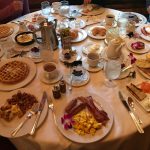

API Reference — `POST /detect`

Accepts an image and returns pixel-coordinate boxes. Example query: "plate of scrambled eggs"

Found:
[55,92,113,143]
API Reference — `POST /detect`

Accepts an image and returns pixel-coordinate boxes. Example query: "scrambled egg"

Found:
[72,110,102,136]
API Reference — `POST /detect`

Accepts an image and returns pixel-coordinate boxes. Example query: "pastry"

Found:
[136,59,150,68]
[0,61,29,84]
[131,41,145,50]
[70,29,78,40]
[91,27,106,36]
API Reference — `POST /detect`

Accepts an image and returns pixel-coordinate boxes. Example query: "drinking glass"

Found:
[41,1,51,17]
[60,1,70,17]
[104,60,121,87]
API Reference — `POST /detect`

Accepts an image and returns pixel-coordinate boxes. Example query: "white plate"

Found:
[0,88,48,137]
[136,24,150,42]
[69,19,86,29]
[80,5,105,16]
[118,12,147,26]
[64,71,90,87]
[40,71,63,84]
[55,92,113,143]
[82,58,103,72]
[0,58,36,91]
[82,43,104,55]
[125,39,150,54]
[88,26,106,40]
[71,29,87,43]
[59,52,81,63]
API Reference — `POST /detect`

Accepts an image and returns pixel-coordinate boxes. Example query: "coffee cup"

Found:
[87,52,100,67]
[105,14,115,26]
[43,62,58,80]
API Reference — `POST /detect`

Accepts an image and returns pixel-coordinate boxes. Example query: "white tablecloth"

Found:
[0,6,150,150]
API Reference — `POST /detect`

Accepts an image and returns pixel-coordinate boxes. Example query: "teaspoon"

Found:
[128,97,143,125]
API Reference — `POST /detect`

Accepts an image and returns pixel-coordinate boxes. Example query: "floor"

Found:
[0,136,17,150]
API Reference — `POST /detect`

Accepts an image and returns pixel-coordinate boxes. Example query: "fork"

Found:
[48,96,57,126]
[11,103,39,137]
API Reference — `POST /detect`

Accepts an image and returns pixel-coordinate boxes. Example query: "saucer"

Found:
[82,58,103,72]
[64,71,90,87]
[40,71,63,84]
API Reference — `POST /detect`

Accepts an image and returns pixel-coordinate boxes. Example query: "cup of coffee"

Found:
[43,62,58,80]
[87,52,100,67]
[105,14,115,26]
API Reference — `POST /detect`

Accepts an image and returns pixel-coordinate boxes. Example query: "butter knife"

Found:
[30,91,47,135]
[118,91,144,134]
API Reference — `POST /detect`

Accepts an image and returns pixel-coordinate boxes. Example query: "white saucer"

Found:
[64,71,90,87]
[82,58,103,72]
[40,71,63,84]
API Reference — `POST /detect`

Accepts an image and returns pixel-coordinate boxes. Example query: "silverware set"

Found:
[11,91,47,137]
[118,91,144,134]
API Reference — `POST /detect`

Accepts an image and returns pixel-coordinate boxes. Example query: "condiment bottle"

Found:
[59,80,66,93]
[52,85,61,99]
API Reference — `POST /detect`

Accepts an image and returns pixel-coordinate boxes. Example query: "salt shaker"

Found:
[59,80,66,93]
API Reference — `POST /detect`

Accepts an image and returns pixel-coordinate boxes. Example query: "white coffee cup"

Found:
[52,2,61,13]
[43,62,58,80]
[87,52,100,67]
[105,14,115,26]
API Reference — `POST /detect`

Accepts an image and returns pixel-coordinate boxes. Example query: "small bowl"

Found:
[15,31,34,46]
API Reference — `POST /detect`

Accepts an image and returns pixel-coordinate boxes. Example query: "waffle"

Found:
[0,25,13,39]
[0,60,29,84]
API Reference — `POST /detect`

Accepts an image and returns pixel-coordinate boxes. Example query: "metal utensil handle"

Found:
[30,111,41,135]
[129,112,144,134]
[11,117,28,137]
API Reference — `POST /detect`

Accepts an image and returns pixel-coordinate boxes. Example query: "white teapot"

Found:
[106,38,123,59]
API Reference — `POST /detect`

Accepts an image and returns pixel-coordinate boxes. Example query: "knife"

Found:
[30,91,47,135]
[118,91,144,134]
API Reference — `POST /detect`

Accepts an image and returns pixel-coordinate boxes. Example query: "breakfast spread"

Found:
[0,25,13,39]
[0,61,29,84]
[62,96,109,135]
[0,91,38,121]
[131,41,145,50]
[91,27,106,36]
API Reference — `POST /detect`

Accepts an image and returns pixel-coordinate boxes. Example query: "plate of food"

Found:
[88,26,106,40]
[118,12,147,26]
[125,39,150,54]
[70,29,87,43]
[135,59,150,79]
[82,43,104,55]
[0,88,48,137]
[0,24,14,39]
[15,31,34,46]
[55,93,113,143]
[80,4,105,16]
[126,83,150,112]
[136,24,150,41]
[0,57,36,91]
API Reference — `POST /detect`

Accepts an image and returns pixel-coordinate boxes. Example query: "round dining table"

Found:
[0,5,150,150]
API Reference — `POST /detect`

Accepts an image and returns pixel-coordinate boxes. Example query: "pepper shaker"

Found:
[52,85,61,99]
[59,80,66,93]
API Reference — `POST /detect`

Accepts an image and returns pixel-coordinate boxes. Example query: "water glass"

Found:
[104,60,121,87]
[60,1,70,16]
[41,1,51,16]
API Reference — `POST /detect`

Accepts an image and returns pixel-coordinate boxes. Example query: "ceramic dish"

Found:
[55,92,113,143]
[125,39,150,54]
[0,88,48,137]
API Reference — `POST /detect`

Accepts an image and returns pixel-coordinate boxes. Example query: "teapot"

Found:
[106,37,123,59]
[34,19,58,50]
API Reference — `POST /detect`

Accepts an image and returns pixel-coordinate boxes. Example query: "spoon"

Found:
[128,97,143,124]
